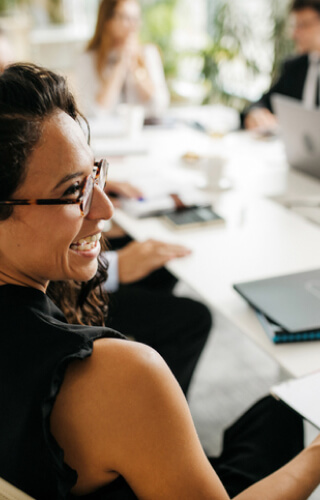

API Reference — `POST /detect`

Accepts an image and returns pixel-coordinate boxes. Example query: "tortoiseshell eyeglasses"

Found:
[0,158,109,217]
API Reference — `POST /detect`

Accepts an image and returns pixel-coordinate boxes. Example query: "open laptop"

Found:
[233,268,320,333]
[271,93,320,179]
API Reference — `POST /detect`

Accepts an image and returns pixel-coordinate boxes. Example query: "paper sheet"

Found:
[271,371,320,429]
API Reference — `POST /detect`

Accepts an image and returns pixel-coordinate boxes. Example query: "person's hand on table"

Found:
[106,180,143,207]
[244,107,278,131]
[117,239,191,284]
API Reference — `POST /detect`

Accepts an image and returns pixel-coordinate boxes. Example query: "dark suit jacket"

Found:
[241,54,310,126]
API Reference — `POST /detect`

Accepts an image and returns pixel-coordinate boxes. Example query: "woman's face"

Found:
[107,0,141,44]
[0,110,113,291]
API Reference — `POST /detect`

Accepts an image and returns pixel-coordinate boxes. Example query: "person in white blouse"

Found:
[75,0,170,119]
[242,0,320,130]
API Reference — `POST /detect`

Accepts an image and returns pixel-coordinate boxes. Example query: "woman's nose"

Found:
[86,184,114,221]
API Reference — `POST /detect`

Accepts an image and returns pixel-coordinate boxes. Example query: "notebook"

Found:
[271,370,320,429]
[233,268,320,334]
[271,94,320,179]
[255,310,320,344]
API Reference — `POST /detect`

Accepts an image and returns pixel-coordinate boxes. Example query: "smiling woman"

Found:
[0,103,112,287]
[0,65,114,324]
[0,63,320,500]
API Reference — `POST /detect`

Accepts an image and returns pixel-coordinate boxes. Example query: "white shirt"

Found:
[75,44,170,119]
[101,251,120,293]
[303,52,320,108]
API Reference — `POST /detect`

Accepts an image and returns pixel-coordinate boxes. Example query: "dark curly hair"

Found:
[0,63,108,326]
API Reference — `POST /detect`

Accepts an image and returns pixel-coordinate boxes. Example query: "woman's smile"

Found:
[70,232,102,258]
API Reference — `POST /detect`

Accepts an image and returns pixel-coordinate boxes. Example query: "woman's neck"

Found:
[0,271,47,293]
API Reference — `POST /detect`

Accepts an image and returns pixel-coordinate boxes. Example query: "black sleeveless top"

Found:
[0,285,138,500]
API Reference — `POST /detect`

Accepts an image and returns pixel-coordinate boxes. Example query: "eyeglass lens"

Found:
[81,160,108,216]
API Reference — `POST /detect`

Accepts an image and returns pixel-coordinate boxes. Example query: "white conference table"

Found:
[92,111,320,379]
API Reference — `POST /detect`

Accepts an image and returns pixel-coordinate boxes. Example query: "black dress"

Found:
[0,285,304,499]
[0,285,137,499]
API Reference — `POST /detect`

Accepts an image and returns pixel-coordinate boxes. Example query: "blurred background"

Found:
[0,0,295,112]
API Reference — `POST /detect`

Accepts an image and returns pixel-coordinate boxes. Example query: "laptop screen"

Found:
[271,93,320,180]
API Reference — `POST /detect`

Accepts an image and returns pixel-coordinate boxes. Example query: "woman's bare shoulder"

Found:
[78,337,170,396]
[51,338,170,432]
[50,339,176,479]
[50,337,224,498]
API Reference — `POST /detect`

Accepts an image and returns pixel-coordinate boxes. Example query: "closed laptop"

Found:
[234,268,320,333]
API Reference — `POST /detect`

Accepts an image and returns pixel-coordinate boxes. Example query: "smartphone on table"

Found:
[163,206,225,230]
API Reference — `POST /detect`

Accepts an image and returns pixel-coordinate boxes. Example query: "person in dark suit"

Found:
[243,0,320,130]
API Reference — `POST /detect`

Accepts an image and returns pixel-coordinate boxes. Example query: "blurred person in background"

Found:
[75,0,169,119]
[243,0,320,130]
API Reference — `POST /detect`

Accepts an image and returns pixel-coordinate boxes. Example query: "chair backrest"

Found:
[0,478,35,500]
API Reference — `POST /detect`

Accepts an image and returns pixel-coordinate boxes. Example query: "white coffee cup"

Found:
[126,105,145,138]
[202,155,227,190]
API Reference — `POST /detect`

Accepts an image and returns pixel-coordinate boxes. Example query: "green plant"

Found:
[200,0,260,108]
[47,0,65,24]
[200,0,294,109]
[269,0,294,82]
[0,0,26,14]
[140,0,179,78]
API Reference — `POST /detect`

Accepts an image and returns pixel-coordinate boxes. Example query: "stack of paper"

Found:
[271,371,320,429]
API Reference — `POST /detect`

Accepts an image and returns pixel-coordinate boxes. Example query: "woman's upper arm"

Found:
[50,338,229,500]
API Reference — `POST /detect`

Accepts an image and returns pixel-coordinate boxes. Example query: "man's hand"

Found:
[117,240,191,284]
[244,107,278,131]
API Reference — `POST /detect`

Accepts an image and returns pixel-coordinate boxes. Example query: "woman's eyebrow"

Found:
[53,171,85,191]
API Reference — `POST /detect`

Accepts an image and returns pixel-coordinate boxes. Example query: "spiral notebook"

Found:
[255,310,320,344]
